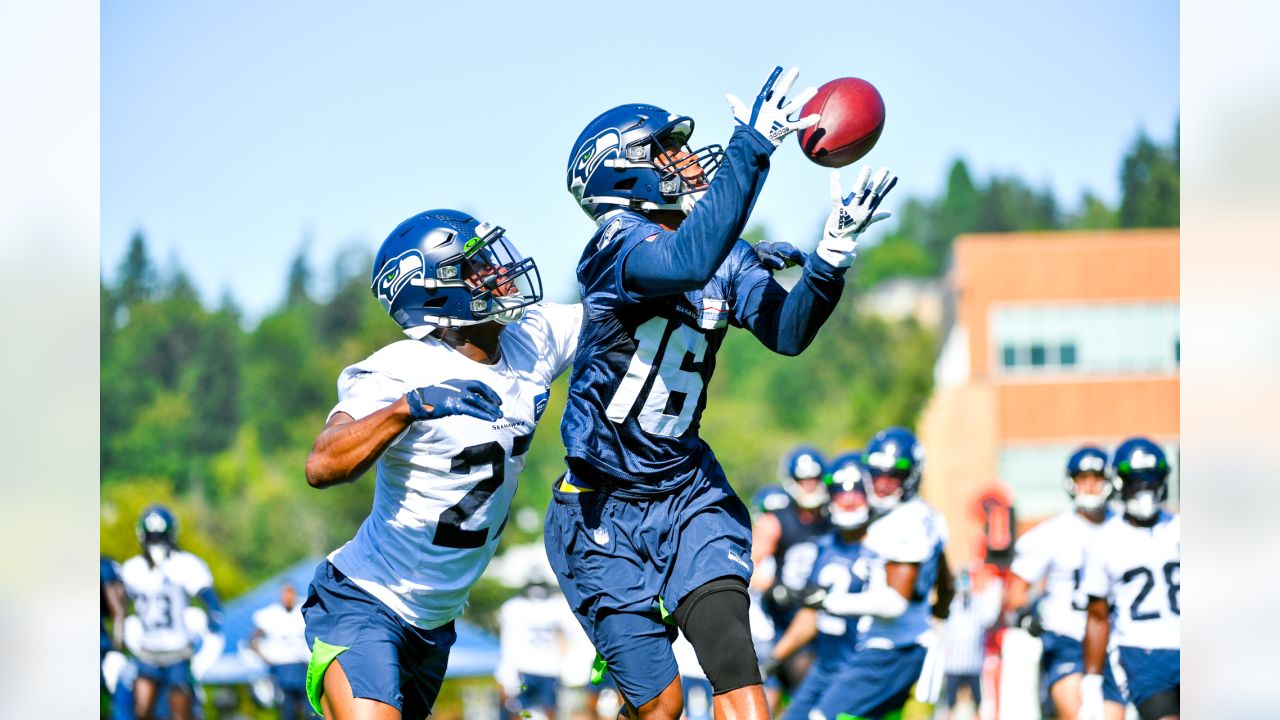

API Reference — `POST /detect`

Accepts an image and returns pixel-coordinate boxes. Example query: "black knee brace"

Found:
[672,577,760,695]
[1136,687,1179,720]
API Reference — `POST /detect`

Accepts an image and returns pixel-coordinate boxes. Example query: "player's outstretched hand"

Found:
[755,241,807,271]
[406,379,504,422]
[726,66,820,148]
[767,582,797,609]
[1078,674,1106,720]
[817,167,897,268]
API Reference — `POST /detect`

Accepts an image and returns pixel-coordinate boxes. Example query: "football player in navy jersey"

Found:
[544,66,898,720]
[763,451,873,720]
[751,446,833,709]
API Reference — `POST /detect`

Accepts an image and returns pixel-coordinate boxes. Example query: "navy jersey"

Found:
[771,505,833,592]
[562,126,848,497]
[808,534,868,665]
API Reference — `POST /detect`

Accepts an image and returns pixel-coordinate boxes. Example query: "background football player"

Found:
[1081,438,1180,720]
[1003,445,1127,719]
[763,451,872,720]
[101,555,127,718]
[545,65,897,720]
[496,570,576,720]
[120,505,224,720]
[251,583,315,719]
[750,445,832,709]
[808,427,948,720]
[302,209,581,720]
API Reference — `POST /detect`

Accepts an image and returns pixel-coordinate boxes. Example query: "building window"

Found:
[1029,343,1046,366]
[991,301,1179,377]
[1060,342,1077,367]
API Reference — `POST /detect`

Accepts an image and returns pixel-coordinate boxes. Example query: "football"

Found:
[796,77,886,168]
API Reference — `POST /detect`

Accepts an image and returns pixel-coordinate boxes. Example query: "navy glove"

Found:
[797,583,829,609]
[754,241,807,271]
[406,379,503,422]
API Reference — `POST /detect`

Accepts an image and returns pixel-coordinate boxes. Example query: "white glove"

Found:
[816,167,898,268]
[726,66,820,147]
[1079,673,1106,720]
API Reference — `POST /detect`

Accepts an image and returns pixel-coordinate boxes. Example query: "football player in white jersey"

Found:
[808,427,949,720]
[1081,437,1180,720]
[302,209,581,720]
[120,504,224,720]
[251,583,315,719]
[496,571,577,720]
[1004,445,1126,719]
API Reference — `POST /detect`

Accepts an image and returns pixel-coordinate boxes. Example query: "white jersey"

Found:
[252,601,311,666]
[1010,509,1111,640]
[327,303,581,630]
[120,551,214,657]
[496,593,576,689]
[857,498,948,650]
[1081,511,1179,650]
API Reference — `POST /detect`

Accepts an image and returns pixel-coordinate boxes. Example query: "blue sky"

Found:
[102,1,1178,318]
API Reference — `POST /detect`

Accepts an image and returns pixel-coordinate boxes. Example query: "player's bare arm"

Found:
[306,379,503,488]
[769,606,819,664]
[305,404,415,488]
[1082,595,1111,676]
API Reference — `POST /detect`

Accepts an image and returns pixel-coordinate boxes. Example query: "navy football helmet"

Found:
[371,209,542,337]
[781,446,828,510]
[137,504,178,564]
[1110,437,1171,521]
[863,427,925,512]
[1064,445,1112,511]
[566,104,725,219]
[752,484,792,514]
[825,451,870,530]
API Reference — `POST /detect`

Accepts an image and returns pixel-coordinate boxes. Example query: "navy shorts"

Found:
[301,561,456,719]
[544,459,755,708]
[517,673,559,712]
[270,661,309,693]
[1040,630,1125,703]
[1118,646,1179,708]
[813,645,927,719]
[134,658,193,693]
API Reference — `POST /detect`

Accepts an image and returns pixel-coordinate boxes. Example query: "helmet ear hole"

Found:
[614,177,637,191]
[422,297,447,309]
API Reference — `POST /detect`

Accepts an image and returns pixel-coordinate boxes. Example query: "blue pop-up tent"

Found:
[202,557,500,685]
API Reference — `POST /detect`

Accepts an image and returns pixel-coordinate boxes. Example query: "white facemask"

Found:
[679,190,706,215]
[831,506,869,530]
[868,489,903,513]
[1074,491,1108,512]
[145,542,170,566]
[1125,490,1160,521]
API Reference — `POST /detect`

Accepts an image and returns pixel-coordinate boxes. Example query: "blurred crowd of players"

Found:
[489,429,1180,720]
[100,426,1179,720]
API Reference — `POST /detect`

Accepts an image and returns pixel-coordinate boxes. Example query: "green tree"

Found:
[117,231,158,306]
[1119,127,1179,228]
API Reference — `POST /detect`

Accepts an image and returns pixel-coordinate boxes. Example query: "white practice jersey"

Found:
[857,498,948,650]
[252,601,311,666]
[328,303,582,630]
[120,551,214,656]
[1010,509,1112,640]
[496,593,577,689]
[1081,511,1180,650]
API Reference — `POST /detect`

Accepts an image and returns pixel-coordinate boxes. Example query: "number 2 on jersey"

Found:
[433,433,532,549]
[605,316,709,438]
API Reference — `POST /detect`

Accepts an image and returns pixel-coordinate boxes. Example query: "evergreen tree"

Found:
[117,231,157,307]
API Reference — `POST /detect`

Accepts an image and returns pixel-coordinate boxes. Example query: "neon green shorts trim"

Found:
[306,637,349,716]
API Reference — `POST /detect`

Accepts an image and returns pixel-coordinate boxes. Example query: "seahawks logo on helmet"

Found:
[374,249,425,312]
[569,129,621,202]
